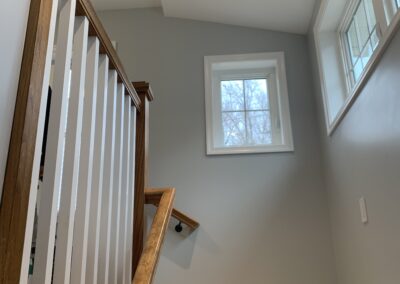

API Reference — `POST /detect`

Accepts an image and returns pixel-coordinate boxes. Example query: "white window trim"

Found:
[204,52,294,155]
[314,0,400,135]
[337,0,380,92]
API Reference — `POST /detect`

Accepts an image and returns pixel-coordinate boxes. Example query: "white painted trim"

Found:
[125,107,136,284]
[69,35,99,284]
[313,0,334,134]
[206,145,295,155]
[314,0,400,135]
[53,16,89,284]
[98,70,118,284]
[86,55,109,284]
[204,52,294,155]
[109,84,125,284]
[374,0,389,33]
[117,95,131,284]
[31,0,77,282]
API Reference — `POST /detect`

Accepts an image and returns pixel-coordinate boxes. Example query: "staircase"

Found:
[0,0,197,283]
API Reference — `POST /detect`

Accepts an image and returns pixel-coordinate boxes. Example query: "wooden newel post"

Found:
[0,0,56,282]
[132,81,154,279]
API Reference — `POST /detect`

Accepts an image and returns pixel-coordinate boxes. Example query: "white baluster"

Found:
[98,70,118,284]
[109,84,125,284]
[125,106,137,283]
[69,35,100,283]
[32,0,76,282]
[53,16,89,284]
[86,55,109,284]
[118,95,131,284]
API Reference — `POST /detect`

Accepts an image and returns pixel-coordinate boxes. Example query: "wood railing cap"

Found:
[132,81,154,102]
[145,189,199,231]
[133,188,175,284]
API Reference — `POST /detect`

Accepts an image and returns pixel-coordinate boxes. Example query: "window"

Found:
[220,78,271,147]
[204,52,293,155]
[314,0,400,134]
[341,0,379,88]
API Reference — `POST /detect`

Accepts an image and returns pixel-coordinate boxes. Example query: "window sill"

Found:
[206,144,294,156]
[321,6,400,136]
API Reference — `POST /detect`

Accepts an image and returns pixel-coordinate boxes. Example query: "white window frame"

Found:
[204,52,294,155]
[314,0,400,135]
[338,0,381,91]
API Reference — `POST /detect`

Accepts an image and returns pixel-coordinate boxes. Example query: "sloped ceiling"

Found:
[92,0,316,34]
[92,0,161,11]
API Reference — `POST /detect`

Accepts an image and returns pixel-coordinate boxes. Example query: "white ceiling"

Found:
[92,0,316,34]
[93,0,161,11]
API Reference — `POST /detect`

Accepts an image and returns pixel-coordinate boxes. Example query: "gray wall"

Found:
[0,0,30,198]
[99,8,337,284]
[309,2,400,283]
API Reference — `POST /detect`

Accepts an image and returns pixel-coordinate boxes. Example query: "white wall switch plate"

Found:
[359,197,368,224]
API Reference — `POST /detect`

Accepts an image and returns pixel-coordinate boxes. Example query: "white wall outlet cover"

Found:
[359,197,368,224]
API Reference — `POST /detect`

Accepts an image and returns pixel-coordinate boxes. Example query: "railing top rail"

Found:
[76,0,141,108]
[133,188,175,284]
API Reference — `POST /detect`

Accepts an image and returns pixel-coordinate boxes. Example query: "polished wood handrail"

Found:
[146,196,199,231]
[133,188,176,284]
[76,0,141,108]
[170,208,199,230]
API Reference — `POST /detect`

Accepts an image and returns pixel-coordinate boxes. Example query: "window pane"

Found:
[221,80,244,111]
[244,79,269,110]
[353,59,363,81]
[347,21,361,64]
[246,111,272,145]
[344,0,379,88]
[354,2,370,44]
[360,41,373,67]
[363,0,376,32]
[370,27,379,49]
[222,112,246,146]
[397,0,400,8]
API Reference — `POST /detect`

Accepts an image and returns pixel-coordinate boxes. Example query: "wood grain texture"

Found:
[132,81,154,102]
[132,188,175,284]
[0,0,54,282]
[76,0,141,108]
[170,208,199,230]
[132,82,153,278]
[146,197,199,231]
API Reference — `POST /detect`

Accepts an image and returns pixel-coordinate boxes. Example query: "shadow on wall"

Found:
[144,161,330,283]
[146,205,210,269]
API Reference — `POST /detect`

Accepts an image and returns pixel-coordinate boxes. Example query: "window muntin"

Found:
[204,52,293,155]
[314,0,400,134]
[221,78,272,147]
[343,0,379,87]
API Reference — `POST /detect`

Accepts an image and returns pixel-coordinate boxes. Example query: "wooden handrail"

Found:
[133,188,176,284]
[146,195,199,231]
[76,0,141,108]
[131,81,199,283]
